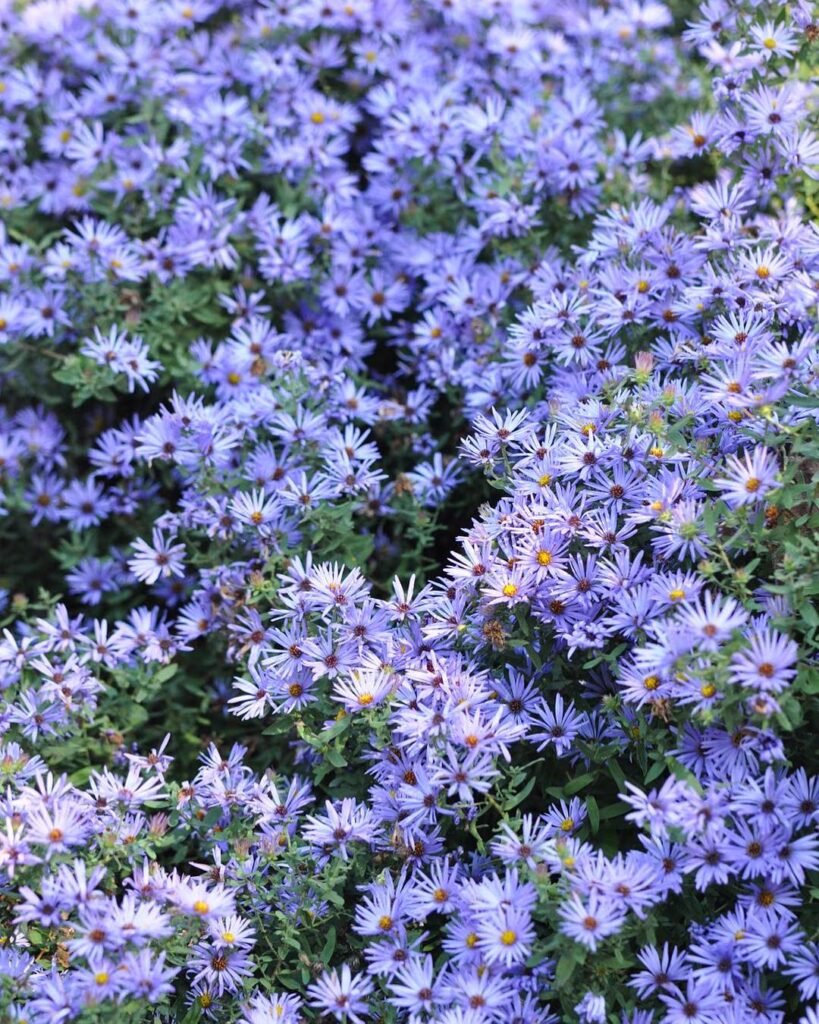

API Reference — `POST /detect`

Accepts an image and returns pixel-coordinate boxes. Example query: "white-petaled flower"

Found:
[128,529,186,585]
[714,446,779,508]
[332,669,394,712]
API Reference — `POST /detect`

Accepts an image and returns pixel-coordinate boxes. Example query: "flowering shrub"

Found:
[0,0,818,1022]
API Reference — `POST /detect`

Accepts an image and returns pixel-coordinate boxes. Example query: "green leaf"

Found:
[565,771,596,795]
[504,775,537,811]
[598,802,627,821]
[644,757,667,786]
[323,747,347,769]
[586,795,600,834]
[320,926,337,964]
[607,759,626,790]
[155,663,179,683]
[554,947,584,986]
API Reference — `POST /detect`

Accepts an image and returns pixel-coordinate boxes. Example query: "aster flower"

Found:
[208,914,256,950]
[0,2,817,1020]
[783,943,819,1002]
[239,993,303,1024]
[750,20,800,62]
[490,815,555,870]
[730,629,798,694]
[575,993,606,1024]
[559,891,625,951]
[674,591,748,650]
[476,905,535,966]
[481,564,532,607]
[26,801,89,858]
[741,910,804,969]
[442,967,513,1018]
[0,818,39,878]
[387,955,440,1021]
[629,943,688,998]
[658,977,728,1024]
[189,941,254,995]
[307,964,373,1024]
[403,858,462,918]
[128,529,186,585]
[332,669,394,712]
[230,489,281,534]
[118,949,178,1002]
[174,881,236,920]
[302,798,378,861]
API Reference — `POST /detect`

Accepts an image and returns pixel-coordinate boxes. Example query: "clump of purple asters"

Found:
[0,0,817,1022]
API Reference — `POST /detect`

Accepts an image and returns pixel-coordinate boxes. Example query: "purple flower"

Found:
[559,891,625,951]
[128,529,186,585]
[307,964,374,1024]
[730,629,799,694]
[302,798,378,862]
[715,446,779,508]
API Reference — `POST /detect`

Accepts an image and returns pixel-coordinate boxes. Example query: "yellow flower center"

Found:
[756,265,770,279]
[193,900,209,914]
[560,818,574,832]
[378,915,393,931]
[643,675,659,691]
[538,473,552,487]
[94,972,109,985]
[762,37,776,49]
[500,930,517,946]
[502,583,518,597]
[700,683,716,698]
[310,111,325,125]
[745,477,761,493]
[668,588,685,601]
[637,279,650,293]
[536,550,552,566]
[222,931,235,943]
[358,693,374,705]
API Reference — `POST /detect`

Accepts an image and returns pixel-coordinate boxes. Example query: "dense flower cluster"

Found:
[0,0,817,1022]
